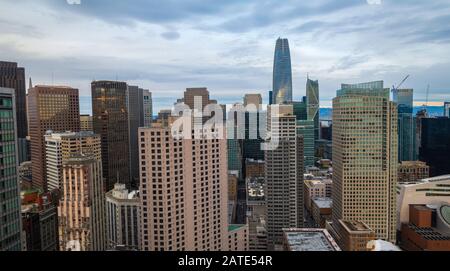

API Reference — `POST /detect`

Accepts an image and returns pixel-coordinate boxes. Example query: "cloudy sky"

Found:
[1,0,450,112]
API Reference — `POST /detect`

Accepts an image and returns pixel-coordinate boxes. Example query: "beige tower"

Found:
[332,81,398,243]
[58,155,106,251]
[265,104,304,250]
[28,85,80,191]
[139,108,228,251]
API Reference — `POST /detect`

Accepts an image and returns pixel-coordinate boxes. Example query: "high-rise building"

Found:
[58,155,106,251]
[80,114,93,131]
[415,109,428,160]
[127,85,153,189]
[28,85,80,191]
[265,104,304,250]
[105,183,140,251]
[139,111,228,251]
[227,224,249,251]
[398,161,430,183]
[0,61,27,140]
[21,190,58,251]
[444,102,450,117]
[332,81,398,243]
[297,120,315,167]
[91,81,131,191]
[419,117,450,177]
[393,89,415,161]
[272,38,292,104]
[243,94,264,164]
[0,87,22,251]
[306,78,320,141]
[45,131,101,191]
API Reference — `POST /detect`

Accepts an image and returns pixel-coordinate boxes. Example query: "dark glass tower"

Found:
[419,117,450,177]
[306,78,320,141]
[272,38,293,104]
[92,81,131,191]
[0,87,22,251]
[392,89,415,161]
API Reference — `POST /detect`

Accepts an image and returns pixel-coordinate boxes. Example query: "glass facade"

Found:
[445,102,450,117]
[393,89,415,161]
[306,79,320,141]
[419,117,450,177]
[0,88,22,251]
[297,120,315,167]
[272,38,292,104]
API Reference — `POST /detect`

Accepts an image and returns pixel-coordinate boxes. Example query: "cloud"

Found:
[161,31,181,40]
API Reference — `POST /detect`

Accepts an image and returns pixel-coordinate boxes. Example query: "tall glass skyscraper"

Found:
[0,87,22,251]
[393,89,415,161]
[306,78,320,141]
[445,102,450,117]
[272,38,293,104]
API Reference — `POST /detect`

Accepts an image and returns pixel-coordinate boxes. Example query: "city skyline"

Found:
[1,1,450,106]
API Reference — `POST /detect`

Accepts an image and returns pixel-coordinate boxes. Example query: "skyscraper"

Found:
[332,81,398,243]
[393,88,415,161]
[139,110,228,251]
[419,117,450,177]
[306,78,320,141]
[292,97,315,167]
[106,183,140,251]
[0,62,27,140]
[80,114,93,131]
[0,87,22,251]
[243,94,265,163]
[272,38,293,104]
[58,155,106,251]
[444,102,450,117]
[45,131,101,191]
[28,85,80,191]
[92,81,131,191]
[265,104,304,250]
[127,85,152,189]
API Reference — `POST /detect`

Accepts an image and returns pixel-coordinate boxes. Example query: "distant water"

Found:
[80,96,445,120]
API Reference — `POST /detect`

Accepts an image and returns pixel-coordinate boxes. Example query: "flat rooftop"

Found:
[283,228,341,251]
[312,197,332,209]
[340,220,373,233]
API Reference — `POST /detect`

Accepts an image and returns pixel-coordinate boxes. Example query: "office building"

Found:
[139,111,228,251]
[306,78,320,141]
[396,175,450,230]
[444,102,450,117]
[297,120,315,167]
[243,94,264,163]
[0,87,22,251]
[58,155,106,251]
[328,220,376,251]
[28,85,80,191]
[272,38,292,104]
[415,109,428,160]
[128,85,153,188]
[80,114,93,131]
[0,62,27,147]
[393,89,415,161]
[332,81,398,243]
[282,228,341,251]
[105,183,140,251]
[400,204,450,251]
[21,190,58,251]
[419,117,450,177]
[92,81,131,191]
[265,104,304,250]
[303,179,332,212]
[311,197,332,228]
[398,161,430,183]
[228,224,249,251]
[245,159,265,179]
[45,131,101,191]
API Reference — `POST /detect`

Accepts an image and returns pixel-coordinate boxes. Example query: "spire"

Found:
[29,77,33,89]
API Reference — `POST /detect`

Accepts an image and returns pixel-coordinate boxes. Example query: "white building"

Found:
[106,183,140,250]
[397,175,450,230]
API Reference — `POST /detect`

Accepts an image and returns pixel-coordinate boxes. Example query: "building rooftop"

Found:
[283,228,341,251]
[228,224,246,232]
[340,220,374,233]
[312,197,332,209]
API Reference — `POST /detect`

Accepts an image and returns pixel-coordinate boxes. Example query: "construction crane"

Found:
[392,75,410,90]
